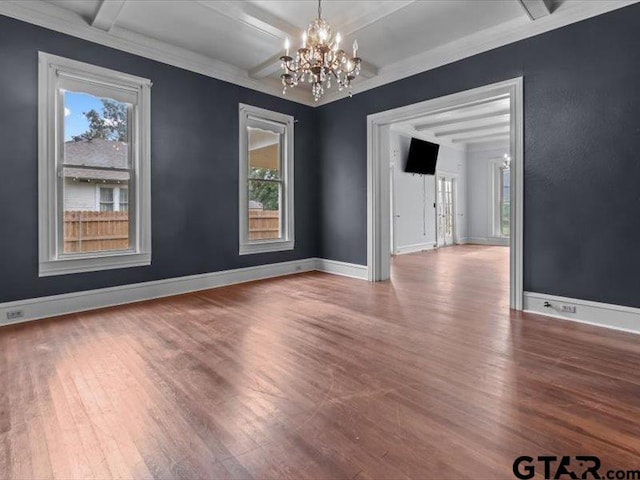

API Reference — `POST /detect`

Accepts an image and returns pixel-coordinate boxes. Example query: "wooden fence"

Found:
[63,211,130,253]
[249,209,280,240]
[63,209,280,252]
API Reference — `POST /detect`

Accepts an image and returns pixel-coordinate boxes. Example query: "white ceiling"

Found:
[391,94,511,152]
[3,0,637,106]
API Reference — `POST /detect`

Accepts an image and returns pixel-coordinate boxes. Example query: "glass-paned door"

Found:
[437,175,455,247]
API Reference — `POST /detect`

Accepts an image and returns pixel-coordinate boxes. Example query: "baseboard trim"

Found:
[460,237,509,246]
[315,259,369,280]
[523,291,640,335]
[0,258,371,328]
[394,242,436,255]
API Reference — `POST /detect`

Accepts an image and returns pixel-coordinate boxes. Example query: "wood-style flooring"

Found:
[2,245,640,479]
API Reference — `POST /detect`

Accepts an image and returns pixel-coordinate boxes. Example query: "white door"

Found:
[436,175,455,247]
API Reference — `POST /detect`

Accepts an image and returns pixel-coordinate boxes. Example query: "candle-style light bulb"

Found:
[302,31,307,48]
[284,37,290,56]
[335,33,341,51]
[353,40,358,57]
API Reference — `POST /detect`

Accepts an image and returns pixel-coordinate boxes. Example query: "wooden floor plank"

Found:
[2,245,640,479]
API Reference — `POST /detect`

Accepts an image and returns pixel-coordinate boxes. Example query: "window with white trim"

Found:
[238,104,294,255]
[491,158,511,238]
[38,52,151,276]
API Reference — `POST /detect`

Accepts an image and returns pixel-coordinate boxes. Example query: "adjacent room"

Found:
[1,1,639,479]
[389,93,513,309]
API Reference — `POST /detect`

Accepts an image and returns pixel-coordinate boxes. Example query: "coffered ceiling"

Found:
[1,0,636,106]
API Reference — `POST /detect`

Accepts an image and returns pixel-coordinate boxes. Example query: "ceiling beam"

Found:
[414,110,510,131]
[425,94,509,117]
[435,121,511,138]
[452,132,510,144]
[518,0,553,21]
[91,0,126,32]
[448,126,510,142]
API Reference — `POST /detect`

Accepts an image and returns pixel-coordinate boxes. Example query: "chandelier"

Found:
[280,0,362,102]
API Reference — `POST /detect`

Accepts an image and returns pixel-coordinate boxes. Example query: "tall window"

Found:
[238,104,294,255]
[38,53,151,276]
[491,159,510,238]
[499,166,511,237]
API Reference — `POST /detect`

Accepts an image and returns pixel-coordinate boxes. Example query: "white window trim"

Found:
[238,104,295,255]
[38,52,152,276]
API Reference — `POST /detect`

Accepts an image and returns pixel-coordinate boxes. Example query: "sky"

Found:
[64,91,107,141]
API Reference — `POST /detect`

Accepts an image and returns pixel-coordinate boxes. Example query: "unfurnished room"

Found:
[1,1,639,479]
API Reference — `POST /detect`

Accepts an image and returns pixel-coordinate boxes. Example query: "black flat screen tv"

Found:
[405,138,439,175]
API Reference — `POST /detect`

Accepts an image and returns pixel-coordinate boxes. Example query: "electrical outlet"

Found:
[561,305,577,314]
[6,310,24,320]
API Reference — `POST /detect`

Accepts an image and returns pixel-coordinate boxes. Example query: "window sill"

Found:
[239,240,294,256]
[39,252,151,277]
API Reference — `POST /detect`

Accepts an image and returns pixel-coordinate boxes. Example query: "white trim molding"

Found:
[459,237,509,247]
[315,259,369,280]
[0,258,367,327]
[524,291,640,335]
[367,78,524,310]
[394,242,436,255]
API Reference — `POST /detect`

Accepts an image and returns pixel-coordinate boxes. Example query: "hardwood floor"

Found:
[2,245,640,479]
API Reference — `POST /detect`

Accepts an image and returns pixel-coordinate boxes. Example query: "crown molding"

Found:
[0,0,315,106]
[315,0,638,106]
[0,0,636,108]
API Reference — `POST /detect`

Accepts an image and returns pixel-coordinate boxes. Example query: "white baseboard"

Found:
[315,258,369,280]
[460,237,509,246]
[394,242,436,255]
[0,258,369,327]
[524,291,640,335]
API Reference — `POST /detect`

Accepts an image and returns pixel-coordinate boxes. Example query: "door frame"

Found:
[366,77,524,310]
[435,171,458,248]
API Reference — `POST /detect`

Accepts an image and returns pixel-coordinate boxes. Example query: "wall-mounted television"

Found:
[405,138,440,175]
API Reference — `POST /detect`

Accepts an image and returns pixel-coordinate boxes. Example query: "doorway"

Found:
[367,78,523,309]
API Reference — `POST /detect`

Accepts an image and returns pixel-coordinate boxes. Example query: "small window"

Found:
[39,53,151,276]
[99,187,115,212]
[119,188,129,213]
[239,104,294,255]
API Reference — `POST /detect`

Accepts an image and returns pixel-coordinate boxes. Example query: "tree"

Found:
[81,99,127,142]
[249,168,280,211]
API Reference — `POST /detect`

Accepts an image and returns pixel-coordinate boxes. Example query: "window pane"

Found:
[248,127,280,180]
[63,91,130,169]
[120,188,129,213]
[62,179,131,254]
[248,179,281,240]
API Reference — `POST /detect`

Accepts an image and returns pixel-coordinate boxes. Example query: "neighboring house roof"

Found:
[63,167,130,182]
[63,138,129,182]
[249,200,264,209]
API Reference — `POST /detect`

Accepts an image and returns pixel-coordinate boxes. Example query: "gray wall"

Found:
[466,147,509,244]
[0,15,318,303]
[317,5,640,308]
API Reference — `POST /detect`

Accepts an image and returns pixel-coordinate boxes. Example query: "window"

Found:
[238,104,294,255]
[500,166,511,237]
[38,52,151,276]
[490,158,510,238]
[119,187,129,213]
[99,187,115,212]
